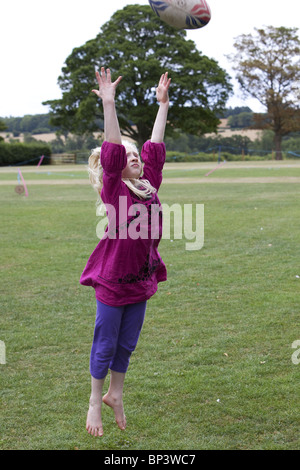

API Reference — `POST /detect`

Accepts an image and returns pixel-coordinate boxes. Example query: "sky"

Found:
[1,0,300,117]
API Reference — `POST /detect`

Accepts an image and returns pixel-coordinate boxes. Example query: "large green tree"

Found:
[228,26,300,160]
[0,119,6,142]
[44,4,232,147]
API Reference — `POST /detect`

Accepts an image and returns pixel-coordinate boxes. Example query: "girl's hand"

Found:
[156,72,171,104]
[92,67,122,102]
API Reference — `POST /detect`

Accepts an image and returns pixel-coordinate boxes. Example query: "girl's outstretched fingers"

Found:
[156,72,171,103]
[91,68,122,99]
[113,75,123,87]
[162,72,171,89]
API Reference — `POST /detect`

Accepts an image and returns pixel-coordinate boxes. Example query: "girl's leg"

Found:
[103,301,147,430]
[86,376,105,437]
[102,371,126,430]
[110,301,147,373]
[90,301,124,380]
[87,301,124,436]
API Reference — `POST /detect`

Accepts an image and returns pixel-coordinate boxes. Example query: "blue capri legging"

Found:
[90,300,147,379]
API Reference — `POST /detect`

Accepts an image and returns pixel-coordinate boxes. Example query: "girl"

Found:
[80,67,171,437]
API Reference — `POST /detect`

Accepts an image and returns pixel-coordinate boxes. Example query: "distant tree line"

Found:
[165,130,300,157]
[223,107,254,129]
[0,114,57,136]
[0,107,255,137]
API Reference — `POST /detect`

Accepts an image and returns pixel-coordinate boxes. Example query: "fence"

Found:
[50,153,76,165]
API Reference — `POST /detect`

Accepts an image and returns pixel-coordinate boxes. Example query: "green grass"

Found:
[0,170,88,181]
[163,167,300,178]
[1,163,300,450]
[1,161,300,182]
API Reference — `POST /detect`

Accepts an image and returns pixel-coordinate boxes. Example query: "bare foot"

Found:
[102,393,126,430]
[86,399,103,437]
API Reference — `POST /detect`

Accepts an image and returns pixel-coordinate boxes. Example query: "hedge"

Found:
[0,142,51,166]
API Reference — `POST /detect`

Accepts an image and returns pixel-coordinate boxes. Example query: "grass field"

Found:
[1,161,300,450]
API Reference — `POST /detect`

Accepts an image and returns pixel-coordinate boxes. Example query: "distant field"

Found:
[1,161,300,450]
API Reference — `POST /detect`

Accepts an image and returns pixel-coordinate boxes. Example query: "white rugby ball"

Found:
[148,0,211,30]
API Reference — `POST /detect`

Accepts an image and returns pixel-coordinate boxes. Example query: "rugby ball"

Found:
[148,0,211,30]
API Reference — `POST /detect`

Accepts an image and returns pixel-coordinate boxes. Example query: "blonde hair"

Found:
[88,140,157,200]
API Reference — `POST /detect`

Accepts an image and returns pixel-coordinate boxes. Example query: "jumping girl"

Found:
[80,67,171,437]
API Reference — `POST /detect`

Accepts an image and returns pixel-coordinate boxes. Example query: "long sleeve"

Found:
[141,140,166,191]
[100,141,127,204]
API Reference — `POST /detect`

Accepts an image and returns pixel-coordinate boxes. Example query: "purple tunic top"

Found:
[80,140,167,306]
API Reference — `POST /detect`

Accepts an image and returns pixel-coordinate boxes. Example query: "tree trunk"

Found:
[274,134,283,160]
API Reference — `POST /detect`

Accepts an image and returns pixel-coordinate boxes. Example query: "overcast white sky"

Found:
[1,0,299,117]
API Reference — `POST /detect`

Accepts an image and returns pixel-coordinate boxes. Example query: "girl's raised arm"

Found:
[92,67,123,145]
[151,72,171,144]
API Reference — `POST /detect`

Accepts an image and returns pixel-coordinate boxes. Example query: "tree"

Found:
[0,119,7,132]
[228,112,254,129]
[43,4,232,147]
[0,119,6,142]
[224,106,253,117]
[228,26,300,159]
